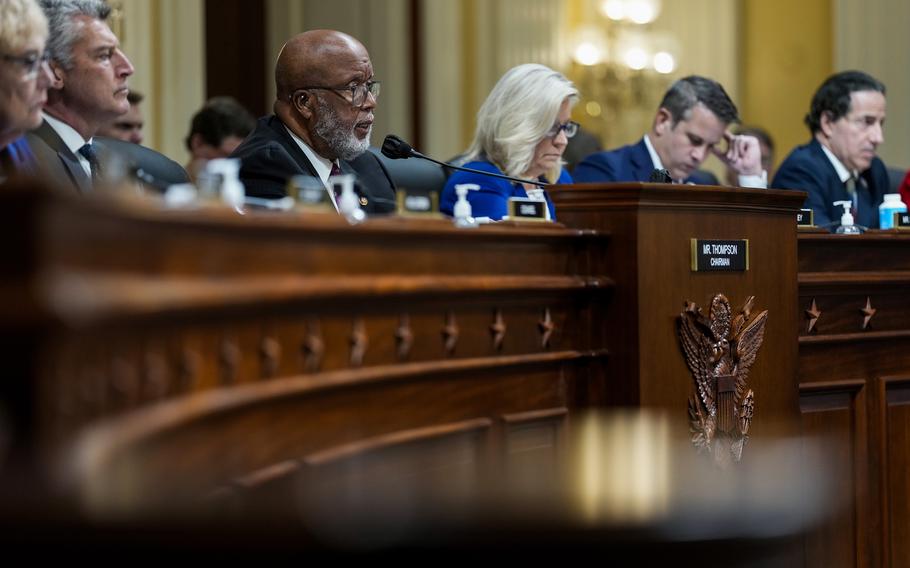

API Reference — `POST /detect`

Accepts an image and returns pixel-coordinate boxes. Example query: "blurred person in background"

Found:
[184,96,254,183]
[725,126,774,186]
[96,89,143,144]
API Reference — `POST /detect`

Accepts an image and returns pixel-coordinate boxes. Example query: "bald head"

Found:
[275,29,369,100]
[272,29,377,162]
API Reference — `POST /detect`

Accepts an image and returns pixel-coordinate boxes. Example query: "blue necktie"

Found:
[78,143,102,181]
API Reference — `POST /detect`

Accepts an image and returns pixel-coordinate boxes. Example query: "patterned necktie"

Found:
[845,176,859,218]
[78,143,102,181]
[329,161,342,202]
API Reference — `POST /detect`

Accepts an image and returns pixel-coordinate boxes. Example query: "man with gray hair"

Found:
[574,75,766,187]
[231,29,395,214]
[25,0,134,192]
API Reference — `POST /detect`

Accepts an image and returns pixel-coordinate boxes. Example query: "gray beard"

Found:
[313,98,371,161]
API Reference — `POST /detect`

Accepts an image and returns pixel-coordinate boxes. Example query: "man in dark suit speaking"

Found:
[772,71,888,229]
[232,30,396,214]
[573,76,766,187]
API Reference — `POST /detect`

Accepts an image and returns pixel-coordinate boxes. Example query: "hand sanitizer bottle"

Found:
[879,193,908,229]
[332,173,365,223]
[453,183,479,228]
[206,158,245,212]
[834,200,862,234]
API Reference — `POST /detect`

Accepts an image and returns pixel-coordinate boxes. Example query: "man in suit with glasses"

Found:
[231,29,396,214]
[772,71,888,229]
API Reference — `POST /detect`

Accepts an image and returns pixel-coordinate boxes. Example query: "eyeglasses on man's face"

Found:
[294,80,381,108]
[545,120,579,140]
[2,50,50,79]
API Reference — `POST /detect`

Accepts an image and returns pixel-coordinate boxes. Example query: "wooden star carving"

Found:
[144,352,169,397]
[179,349,200,389]
[302,320,324,373]
[349,317,369,367]
[442,311,459,356]
[219,339,240,384]
[805,298,822,333]
[538,308,555,349]
[395,314,413,360]
[861,297,877,330]
[111,357,139,400]
[260,337,282,378]
[490,309,507,351]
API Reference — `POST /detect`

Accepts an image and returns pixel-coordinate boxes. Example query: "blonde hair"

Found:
[465,63,578,180]
[0,0,48,53]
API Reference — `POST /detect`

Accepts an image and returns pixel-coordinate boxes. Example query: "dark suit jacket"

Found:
[231,115,396,214]
[772,139,889,229]
[573,137,718,185]
[27,119,188,193]
[27,119,91,193]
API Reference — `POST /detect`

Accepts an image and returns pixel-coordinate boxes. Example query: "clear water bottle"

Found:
[879,193,908,229]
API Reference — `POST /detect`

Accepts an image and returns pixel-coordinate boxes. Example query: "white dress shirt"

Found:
[285,125,341,211]
[43,112,92,178]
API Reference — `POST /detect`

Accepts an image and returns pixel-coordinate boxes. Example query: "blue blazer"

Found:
[772,139,889,229]
[573,137,718,185]
[440,159,569,221]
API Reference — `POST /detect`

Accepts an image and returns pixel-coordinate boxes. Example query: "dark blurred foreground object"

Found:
[6,178,908,563]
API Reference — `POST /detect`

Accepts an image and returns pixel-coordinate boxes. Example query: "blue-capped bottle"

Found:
[879,193,908,229]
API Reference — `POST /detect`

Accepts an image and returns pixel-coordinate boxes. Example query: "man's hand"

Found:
[712,132,763,176]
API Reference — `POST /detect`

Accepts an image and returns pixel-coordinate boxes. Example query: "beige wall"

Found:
[123,0,909,173]
[117,0,205,164]
[740,0,832,172]
[835,0,910,168]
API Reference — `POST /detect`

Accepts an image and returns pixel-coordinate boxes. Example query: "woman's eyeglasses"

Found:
[545,120,579,140]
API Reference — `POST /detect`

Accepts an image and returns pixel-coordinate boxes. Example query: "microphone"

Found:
[380,134,549,187]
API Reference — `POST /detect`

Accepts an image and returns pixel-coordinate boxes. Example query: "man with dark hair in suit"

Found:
[231,29,395,214]
[772,71,887,229]
[574,75,766,187]
[97,89,143,144]
[27,0,187,192]
[184,96,255,183]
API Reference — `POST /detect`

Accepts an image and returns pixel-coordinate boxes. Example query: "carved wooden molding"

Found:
[805,298,822,333]
[861,296,877,330]
[538,308,555,349]
[442,311,459,356]
[179,349,200,390]
[302,319,324,373]
[678,294,768,467]
[219,340,240,385]
[111,357,139,402]
[144,353,169,398]
[349,318,369,367]
[260,337,282,378]
[395,314,413,361]
[490,309,507,351]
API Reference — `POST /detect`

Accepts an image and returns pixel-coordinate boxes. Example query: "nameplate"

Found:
[797,209,814,227]
[507,198,548,222]
[287,176,333,211]
[690,239,749,272]
[395,188,439,217]
[896,212,910,230]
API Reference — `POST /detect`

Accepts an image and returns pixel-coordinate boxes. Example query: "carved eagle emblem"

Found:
[677,295,767,466]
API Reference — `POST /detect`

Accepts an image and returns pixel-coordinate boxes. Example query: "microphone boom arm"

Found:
[412,151,550,188]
